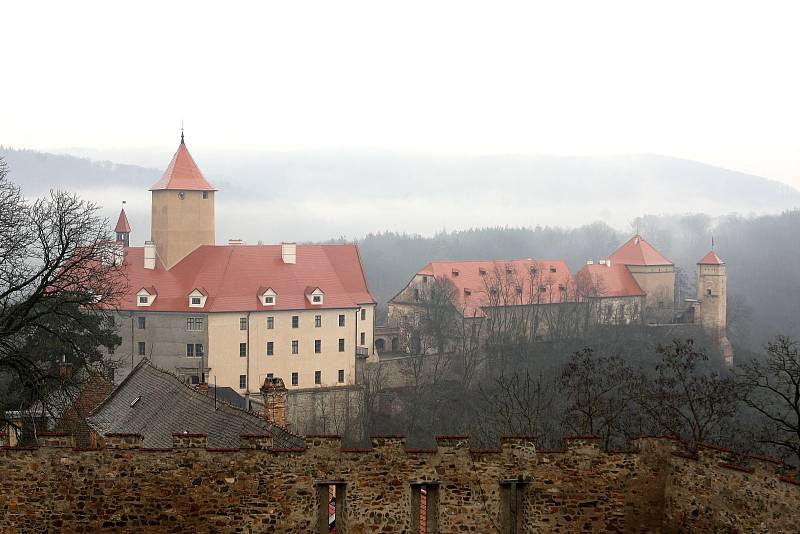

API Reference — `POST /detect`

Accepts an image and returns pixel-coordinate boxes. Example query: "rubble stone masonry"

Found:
[0,433,798,533]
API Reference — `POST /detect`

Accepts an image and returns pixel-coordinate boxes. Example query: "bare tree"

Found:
[628,339,739,449]
[474,370,557,447]
[560,348,634,449]
[0,159,124,441]
[738,336,800,476]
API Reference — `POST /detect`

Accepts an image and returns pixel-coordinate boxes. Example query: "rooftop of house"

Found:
[87,359,303,449]
[576,262,646,298]
[404,258,574,317]
[608,234,673,266]
[114,208,131,233]
[699,250,725,265]
[149,136,217,191]
[116,243,375,312]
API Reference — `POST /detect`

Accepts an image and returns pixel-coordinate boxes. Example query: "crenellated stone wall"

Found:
[0,433,798,533]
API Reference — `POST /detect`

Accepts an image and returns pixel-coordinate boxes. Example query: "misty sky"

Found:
[3,1,800,188]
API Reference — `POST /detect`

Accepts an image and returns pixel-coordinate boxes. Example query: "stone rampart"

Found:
[0,434,797,533]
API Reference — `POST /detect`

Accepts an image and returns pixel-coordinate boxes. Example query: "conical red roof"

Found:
[149,141,217,191]
[608,235,672,266]
[114,208,131,233]
[698,250,724,265]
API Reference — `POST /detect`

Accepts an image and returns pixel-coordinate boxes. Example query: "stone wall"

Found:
[0,434,798,533]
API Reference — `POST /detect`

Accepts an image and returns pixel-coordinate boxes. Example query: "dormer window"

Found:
[479,268,487,276]
[136,287,157,307]
[538,285,547,293]
[188,288,207,308]
[306,287,324,306]
[452,269,460,277]
[464,288,471,296]
[549,266,557,273]
[260,287,277,306]
[558,284,566,292]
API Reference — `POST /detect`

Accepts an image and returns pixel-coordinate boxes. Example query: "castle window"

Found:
[261,288,276,306]
[315,371,321,385]
[414,289,420,301]
[316,482,347,534]
[549,266,557,273]
[240,317,248,330]
[338,369,345,383]
[137,316,146,329]
[291,372,298,386]
[538,285,547,293]
[267,342,274,356]
[196,344,204,357]
[202,191,208,199]
[292,340,299,354]
[186,344,194,357]
[500,478,528,533]
[239,343,247,357]
[292,316,299,328]
[452,269,460,277]
[707,288,712,296]
[187,317,203,331]
[479,267,487,276]
[315,315,322,327]
[339,314,345,327]
[339,338,345,352]
[315,340,321,353]
[267,316,274,329]
[239,375,246,389]
[360,332,366,345]
[191,297,202,306]
[137,341,146,356]
[264,296,274,304]
[138,296,149,304]
[411,483,439,534]
[361,308,366,321]
[313,295,321,303]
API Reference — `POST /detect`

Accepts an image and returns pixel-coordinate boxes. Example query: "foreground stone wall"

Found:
[0,434,798,533]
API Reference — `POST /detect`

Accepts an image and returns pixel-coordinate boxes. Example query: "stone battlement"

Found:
[1,435,798,532]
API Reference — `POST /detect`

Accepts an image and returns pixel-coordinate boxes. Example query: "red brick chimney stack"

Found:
[260,377,288,428]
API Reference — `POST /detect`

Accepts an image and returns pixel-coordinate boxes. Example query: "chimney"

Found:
[58,355,73,380]
[281,242,296,264]
[144,241,156,269]
[196,382,209,395]
[260,377,287,428]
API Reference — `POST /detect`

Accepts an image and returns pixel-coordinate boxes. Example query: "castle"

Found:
[385,234,732,363]
[107,134,376,403]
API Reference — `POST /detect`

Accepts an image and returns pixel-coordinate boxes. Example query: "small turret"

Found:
[115,207,131,247]
[696,249,731,364]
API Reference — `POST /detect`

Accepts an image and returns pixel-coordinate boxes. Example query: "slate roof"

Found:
[87,359,303,449]
[114,244,375,312]
[608,235,673,266]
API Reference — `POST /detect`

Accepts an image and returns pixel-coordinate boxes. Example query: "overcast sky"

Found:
[3,1,800,188]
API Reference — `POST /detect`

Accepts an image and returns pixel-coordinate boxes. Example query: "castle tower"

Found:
[149,132,217,270]
[114,207,131,247]
[696,250,732,364]
[608,234,675,322]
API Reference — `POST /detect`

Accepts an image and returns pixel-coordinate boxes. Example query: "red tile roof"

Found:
[116,244,374,312]
[409,259,574,318]
[698,250,724,265]
[114,208,131,233]
[149,141,217,191]
[608,235,672,266]
[576,263,645,298]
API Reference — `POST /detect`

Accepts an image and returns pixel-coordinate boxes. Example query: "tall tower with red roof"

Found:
[150,132,217,270]
[114,206,131,247]
[608,234,675,321]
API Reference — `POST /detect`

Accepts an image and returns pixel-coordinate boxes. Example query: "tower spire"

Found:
[180,121,185,145]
